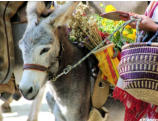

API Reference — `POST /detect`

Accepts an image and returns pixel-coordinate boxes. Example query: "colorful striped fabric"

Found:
[94,44,120,86]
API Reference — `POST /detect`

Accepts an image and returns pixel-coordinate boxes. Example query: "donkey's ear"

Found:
[45,2,79,27]
[26,2,46,25]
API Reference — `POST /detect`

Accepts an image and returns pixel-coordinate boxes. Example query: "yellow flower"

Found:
[100,3,104,8]
[105,5,116,13]
[133,29,136,34]
[101,19,107,26]
[114,21,119,26]
[123,31,128,36]
[127,34,136,40]
[103,18,108,21]
[125,25,132,29]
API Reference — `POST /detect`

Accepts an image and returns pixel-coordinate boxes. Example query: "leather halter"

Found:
[23,64,48,72]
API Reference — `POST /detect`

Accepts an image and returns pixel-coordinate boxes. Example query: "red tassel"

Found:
[113,87,150,121]
[147,105,158,119]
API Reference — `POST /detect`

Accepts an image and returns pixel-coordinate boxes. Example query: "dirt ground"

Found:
[2,95,125,121]
[2,95,149,121]
[2,95,154,121]
[105,98,125,121]
[2,94,55,121]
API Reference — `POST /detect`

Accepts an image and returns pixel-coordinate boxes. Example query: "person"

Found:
[130,1,158,32]
[113,2,158,121]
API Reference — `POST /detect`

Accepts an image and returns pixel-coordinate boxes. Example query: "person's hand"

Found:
[129,13,158,32]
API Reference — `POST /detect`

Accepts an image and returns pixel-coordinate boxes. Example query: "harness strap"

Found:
[23,64,48,72]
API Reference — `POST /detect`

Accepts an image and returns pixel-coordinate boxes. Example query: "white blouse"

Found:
[152,6,158,22]
[146,2,158,22]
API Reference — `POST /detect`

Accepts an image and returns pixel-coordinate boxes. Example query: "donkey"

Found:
[19,2,90,121]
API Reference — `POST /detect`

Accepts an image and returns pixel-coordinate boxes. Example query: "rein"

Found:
[23,17,141,82]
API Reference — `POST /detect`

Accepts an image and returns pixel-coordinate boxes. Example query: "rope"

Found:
[135,16,141,41]
[51,17,141,82]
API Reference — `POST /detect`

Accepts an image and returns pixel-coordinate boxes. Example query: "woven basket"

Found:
[119,42,158,105]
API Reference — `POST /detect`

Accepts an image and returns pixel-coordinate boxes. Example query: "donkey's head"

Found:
[19,2,78,100]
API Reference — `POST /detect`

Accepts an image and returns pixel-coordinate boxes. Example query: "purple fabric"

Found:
[122,47,158,57]
[120,72,158,80]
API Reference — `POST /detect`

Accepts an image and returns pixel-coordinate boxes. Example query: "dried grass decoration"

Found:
[69,2,103,50]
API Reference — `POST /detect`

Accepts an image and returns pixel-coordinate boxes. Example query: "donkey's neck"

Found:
[49,26,90,121]
[52,26,87,99]
[58,35,80,71]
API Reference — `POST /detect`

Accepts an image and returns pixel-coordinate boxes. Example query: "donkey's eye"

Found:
[40,48,50,55]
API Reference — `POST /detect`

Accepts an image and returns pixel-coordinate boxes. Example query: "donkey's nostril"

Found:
[27,87,33,94]
[19,85,37,100]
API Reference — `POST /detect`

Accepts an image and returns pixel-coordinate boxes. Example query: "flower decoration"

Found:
[100,3,104,8]
[105,5,116,13]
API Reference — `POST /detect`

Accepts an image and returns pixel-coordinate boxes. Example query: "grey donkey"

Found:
[19,2,91,121]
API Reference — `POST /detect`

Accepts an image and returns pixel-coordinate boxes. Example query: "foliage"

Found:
[94,14,136,48]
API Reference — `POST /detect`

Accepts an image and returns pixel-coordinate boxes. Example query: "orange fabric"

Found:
[94,44,120,86]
